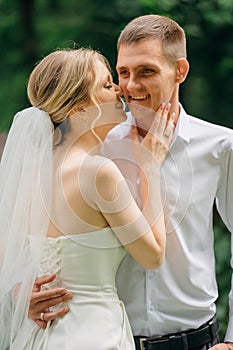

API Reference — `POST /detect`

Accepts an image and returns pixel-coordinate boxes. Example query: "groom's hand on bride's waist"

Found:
[28,274,73,329]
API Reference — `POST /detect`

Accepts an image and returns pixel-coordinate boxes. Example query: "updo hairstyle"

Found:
[27,48,111,125]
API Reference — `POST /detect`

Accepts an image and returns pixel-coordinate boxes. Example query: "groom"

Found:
[29,15,233,350]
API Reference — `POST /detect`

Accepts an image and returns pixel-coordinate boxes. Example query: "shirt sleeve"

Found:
[215,143,233,342]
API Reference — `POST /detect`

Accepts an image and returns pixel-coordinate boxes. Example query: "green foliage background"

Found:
[0,0,232,339]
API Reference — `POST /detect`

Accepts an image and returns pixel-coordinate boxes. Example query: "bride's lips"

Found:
[115,101,124,109]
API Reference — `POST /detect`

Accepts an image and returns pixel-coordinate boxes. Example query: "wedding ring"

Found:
[164,129,171,137]
[40,312,45,321]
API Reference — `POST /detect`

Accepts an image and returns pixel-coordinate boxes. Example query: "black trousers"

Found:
[194,333,220,349]
[134,316,220,350]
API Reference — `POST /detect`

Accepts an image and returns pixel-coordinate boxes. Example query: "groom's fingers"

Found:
[32,274,57,291]
[30,290,73,315]
[30,274,73,329]
[31,288,71,303]
[40,306,70,323]
[29,287,73,327]
[33,305,71,329]
[34,319,48,329]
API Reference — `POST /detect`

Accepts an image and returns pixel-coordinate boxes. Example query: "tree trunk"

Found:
[18,0,38,67]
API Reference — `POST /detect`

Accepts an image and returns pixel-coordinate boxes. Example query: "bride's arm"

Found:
[91,103,174,268]
[94,160,164,268]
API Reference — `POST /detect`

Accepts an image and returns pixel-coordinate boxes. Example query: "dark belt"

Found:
[134,316,219,350]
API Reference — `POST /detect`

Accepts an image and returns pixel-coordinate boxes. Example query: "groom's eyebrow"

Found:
[116,59,159,68]
[115,64,125,71]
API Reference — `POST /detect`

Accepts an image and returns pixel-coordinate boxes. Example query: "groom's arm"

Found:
[29,274,73,329]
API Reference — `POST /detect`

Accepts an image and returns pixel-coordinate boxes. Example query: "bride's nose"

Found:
[113,83,122,97]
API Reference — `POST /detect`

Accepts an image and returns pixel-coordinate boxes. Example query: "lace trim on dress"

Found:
[39,238,63,289]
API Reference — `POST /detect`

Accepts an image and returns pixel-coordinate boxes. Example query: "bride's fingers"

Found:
[147,102,165,136]
[163,113,176,145]
[157,103,171,135]
[149,102,171,137]
[131,125,139,143]
[156,104,169,137]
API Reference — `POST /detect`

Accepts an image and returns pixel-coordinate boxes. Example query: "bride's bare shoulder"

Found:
[90,155,123,180]
[82,154,124,187]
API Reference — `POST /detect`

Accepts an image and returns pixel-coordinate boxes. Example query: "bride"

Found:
[0,48,174,349]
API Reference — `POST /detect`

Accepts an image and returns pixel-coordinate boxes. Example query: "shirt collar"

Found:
[175,104,190,143]
[110,103,191,143]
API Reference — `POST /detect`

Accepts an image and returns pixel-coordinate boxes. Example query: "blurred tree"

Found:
[1,0,232,129]
[0,0,232,337]
[19,0,38,65]
[138,0,233,127]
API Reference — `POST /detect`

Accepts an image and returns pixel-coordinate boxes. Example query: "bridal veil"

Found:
[0,107,54,349]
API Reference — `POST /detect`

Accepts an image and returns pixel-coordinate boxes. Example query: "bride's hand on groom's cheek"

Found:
[29,274,73,329]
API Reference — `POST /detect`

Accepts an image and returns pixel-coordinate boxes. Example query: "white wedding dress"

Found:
[22,228,135,350]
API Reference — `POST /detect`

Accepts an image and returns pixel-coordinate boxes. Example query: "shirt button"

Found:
[149,304,155,311]
[148,271,155,279]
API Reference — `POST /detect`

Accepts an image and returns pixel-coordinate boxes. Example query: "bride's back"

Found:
[47,145,110,238]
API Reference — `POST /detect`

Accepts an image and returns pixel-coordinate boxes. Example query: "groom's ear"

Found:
[175,58,189,83]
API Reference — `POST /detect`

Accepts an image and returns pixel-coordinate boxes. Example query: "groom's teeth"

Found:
[131,95,149,100]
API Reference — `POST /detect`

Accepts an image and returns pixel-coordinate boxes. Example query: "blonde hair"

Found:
[27,48,111,124]
[117,15,187,64]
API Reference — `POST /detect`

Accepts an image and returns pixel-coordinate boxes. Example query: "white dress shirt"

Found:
[103,105,233,341]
